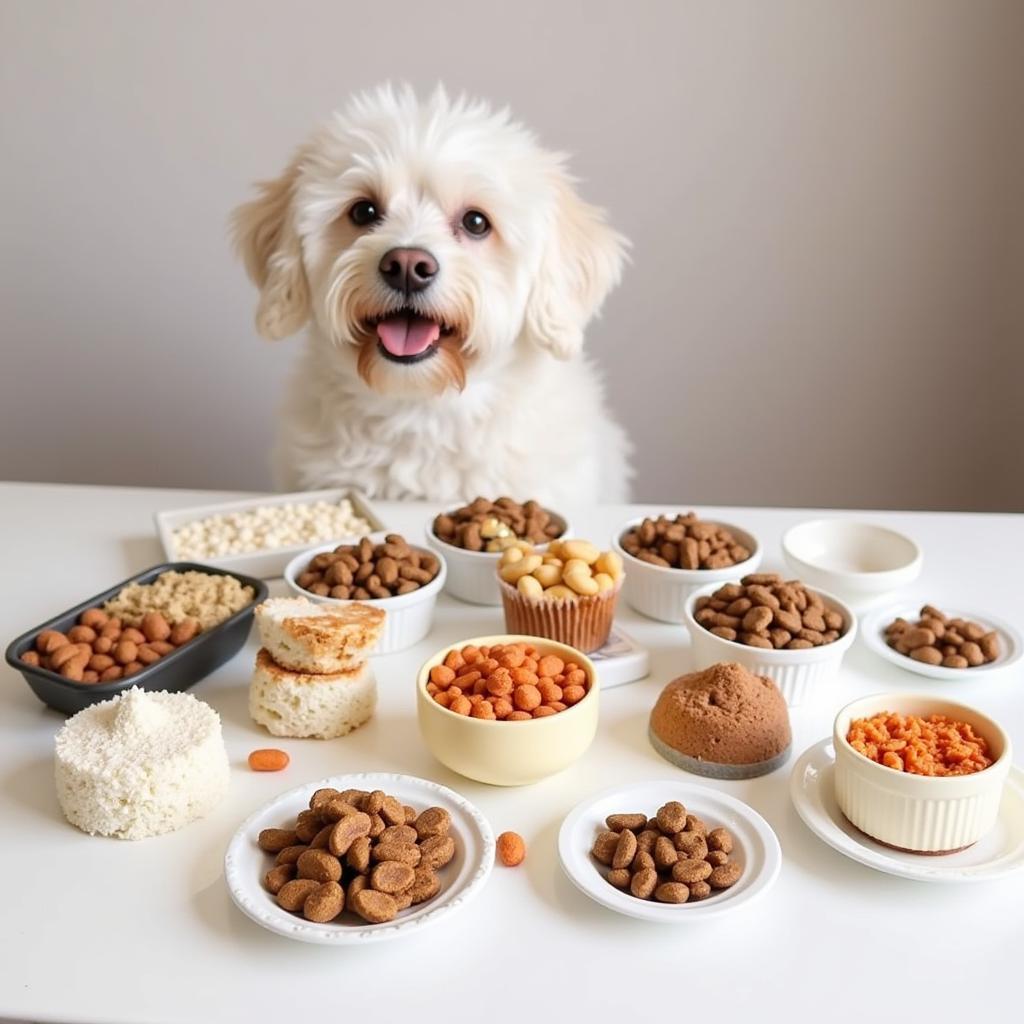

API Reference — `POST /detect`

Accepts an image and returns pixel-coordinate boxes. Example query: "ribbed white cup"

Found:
[683,581,857,706]
[833,694,1011,853]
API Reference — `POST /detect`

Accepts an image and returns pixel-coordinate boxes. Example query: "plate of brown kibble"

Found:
[862,602,1022,681]
[225,772,494,944]
[557,780,781,922]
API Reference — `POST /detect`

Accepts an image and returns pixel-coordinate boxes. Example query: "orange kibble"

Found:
[447,685,462,697]
[513,684,542,712]
[473,677,489,695]
[468,693,484,705]
[507,711,533,721]
[492,697,513,719]
[511,667,539,686]
[471,700,496,720]
[434,690,454,708]
[454,670,481,690]
[426,682,439,695]
[462,646,481,662]
[443,649,466,671]
[449,695,472,715]
[553,674,566,685]
[537,655,565,678]
[565,669,587,686]
[248,748,289,772]
[430,664,456,687]
[498,648,525,669]
[522,657,538,673]
[547,701,567,712]
[537,680,563,703]
[563,661,579,673]
[486,669,514,697]
[478,646,491,658]
[562,684,586,705]
[523,644,539,658]
[532,705,557,718]
[496,831,526,867]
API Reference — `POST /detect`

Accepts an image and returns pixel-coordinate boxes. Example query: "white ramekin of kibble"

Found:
[683,576,857,706]
[284,535,447,655]
[611,514,761,624]
[833,693,1012,854]
[424,499,570,606]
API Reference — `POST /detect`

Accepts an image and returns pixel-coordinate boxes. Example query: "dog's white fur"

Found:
[233,85,631,506]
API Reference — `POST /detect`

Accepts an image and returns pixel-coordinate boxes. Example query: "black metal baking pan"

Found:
[4,562,268,715]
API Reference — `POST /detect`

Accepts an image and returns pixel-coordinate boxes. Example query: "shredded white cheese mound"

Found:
[171,499,372,559]
[54,687,230,840]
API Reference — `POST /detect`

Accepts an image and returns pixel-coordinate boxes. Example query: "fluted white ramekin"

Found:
[612,518,761,623]
[683,581,857,706]
[424,513,571,606]
[833,694,1012,854]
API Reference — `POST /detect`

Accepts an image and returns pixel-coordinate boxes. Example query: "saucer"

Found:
[790,738,1024,883]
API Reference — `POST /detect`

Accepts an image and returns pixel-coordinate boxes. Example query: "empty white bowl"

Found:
[834,693,1012,853]
[424,511,570,606]
[284,540,447,654]
[782,519,922,610]
[683,581,857,706]
[611,518,761,623]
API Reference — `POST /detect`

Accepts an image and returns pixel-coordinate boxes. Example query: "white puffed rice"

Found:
[171,499,372,559]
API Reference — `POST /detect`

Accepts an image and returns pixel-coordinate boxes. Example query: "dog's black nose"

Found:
[378,248,439,294]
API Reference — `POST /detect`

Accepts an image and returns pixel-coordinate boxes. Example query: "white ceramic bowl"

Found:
[781,519,922,611]
[833,694,1012,853]
[683,581,857,706]
[416,634,599,786]
[424,511,571,606]
[284,538,447,655]
[612,517,761,623]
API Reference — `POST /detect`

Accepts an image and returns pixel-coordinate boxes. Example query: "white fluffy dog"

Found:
[233,85,630,506]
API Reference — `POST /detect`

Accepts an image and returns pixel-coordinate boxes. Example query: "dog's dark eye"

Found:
[349,200,381,227]
[461,209,491,237]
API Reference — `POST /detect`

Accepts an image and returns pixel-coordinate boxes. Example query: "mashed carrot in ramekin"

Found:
[847,712,992,777]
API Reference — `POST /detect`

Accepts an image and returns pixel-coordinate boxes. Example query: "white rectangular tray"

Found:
[154,488,387,580]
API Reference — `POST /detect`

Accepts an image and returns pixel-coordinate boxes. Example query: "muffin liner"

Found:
[498,576,621,653]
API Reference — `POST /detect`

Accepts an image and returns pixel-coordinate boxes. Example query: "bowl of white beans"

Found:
[154,488,386,579]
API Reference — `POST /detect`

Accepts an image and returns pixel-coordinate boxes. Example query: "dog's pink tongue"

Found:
[375,314,440,357]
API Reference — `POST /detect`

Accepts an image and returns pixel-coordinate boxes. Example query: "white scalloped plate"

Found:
[224,772,494,944]
[558,780,782,922]
[791,739,1024,882]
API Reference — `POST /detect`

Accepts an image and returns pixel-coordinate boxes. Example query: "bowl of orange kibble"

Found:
[416,635,599,786]
[832,693,1012,855]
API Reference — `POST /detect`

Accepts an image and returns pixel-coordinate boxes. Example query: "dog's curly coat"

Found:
[233,85,630,506]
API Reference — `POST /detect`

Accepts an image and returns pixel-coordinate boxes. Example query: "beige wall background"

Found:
[1,0,1021,510]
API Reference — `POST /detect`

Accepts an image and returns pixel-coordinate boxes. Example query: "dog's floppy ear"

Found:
[231,155,310,340]
[523,169,627,360]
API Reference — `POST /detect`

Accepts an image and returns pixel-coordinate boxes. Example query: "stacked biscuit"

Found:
[250,597,385,740]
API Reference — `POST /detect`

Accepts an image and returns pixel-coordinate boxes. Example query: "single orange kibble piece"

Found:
[248,748,289,772]
[497,831,526,866]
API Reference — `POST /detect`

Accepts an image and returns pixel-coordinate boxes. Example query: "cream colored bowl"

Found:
[833,694,1012,854]
[416,635,599,786]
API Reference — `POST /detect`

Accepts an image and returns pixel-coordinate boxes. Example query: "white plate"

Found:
[557,779,781,922]
[155,487,386,579]
[790,738,1024,883]
[861,602,1023,681]
[224,772,494,944]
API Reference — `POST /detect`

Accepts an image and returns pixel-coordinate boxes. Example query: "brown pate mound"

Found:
[649,662,791,765]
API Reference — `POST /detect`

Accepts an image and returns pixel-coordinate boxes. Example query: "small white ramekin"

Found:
[782,519,922,611]
[683,581,857,706]
[612,518,762,623]
[284,541,447,655]
[424,513,571,606]
[833,693,1012,853]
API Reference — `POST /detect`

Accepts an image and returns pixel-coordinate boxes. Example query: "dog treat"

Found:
[496,831,526,866]
[884,605,999,669]
[847,712,993,776]
[248,748,290,772]
[426,641,592,719]
[433,497,566,552]
[26,605,202,683]
[620,514,752,570]
[693,574,845,649]
[103,570,254,631]
[498,539,624,652]
[295,533,440,600]
[171,498,372,559]
[260,787,455,924]
[592,802,742,903]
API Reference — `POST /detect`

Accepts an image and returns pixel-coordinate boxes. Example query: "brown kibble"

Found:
[607,868,631,889]
[419,834,455,869]
[345,835,372,874]
[606,813,647,832]
[707,827,733,854]
[371,861,416,894]
[672,858,713,884]
[372,841,422,867]
[407,866,441,905]
[689,880,712,900]
[708,862,742,889]
[296,849,342,883]
[169,617,200,645]
[673,832,708,859]
[631,850,656,873]
[263,864,295,894]
[705,849,729,867]
[654,835,679,870]
[303,880,345,922]
[379,824,418,846]
[910,645,943,666]
[350,887,398,924]
[655,801,687,834]
[113,640,138,666]
[327,812,371,856]
[414,806,452,839]
[655,882,690,903]
[274,845,308,866]
[276,878,320,912]
[630,867,658,900]
[612,829,638,869]
[591,830,620,865]
[141,611,171,642]
[258,828,299,853]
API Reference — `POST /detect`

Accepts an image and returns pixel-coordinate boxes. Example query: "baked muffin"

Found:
[649,662,791,778]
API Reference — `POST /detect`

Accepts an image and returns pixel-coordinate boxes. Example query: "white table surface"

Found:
[1,482,1022,1024]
